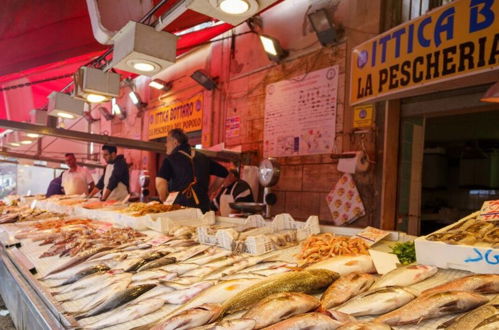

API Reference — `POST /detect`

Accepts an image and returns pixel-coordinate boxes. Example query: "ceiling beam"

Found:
[0,119,164,153]
[0,150,105,169]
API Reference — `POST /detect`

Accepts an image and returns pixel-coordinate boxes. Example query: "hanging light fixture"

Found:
[112,98,127,120]
[111,22,177,76]
[481,82,499,103]
[73,67,120,103]
[191,70,218,90]
[308,8,337,46]
[219,0,250,14]
[259,34,288,62]
[47,92,86,119]
[26,133,40,138]
[149,79,173,91]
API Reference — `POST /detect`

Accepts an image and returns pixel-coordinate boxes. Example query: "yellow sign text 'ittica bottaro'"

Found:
[350,0,499,105]
[148,94,203,140]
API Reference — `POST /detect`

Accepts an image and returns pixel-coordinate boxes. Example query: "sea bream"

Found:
[335,286,417,316]
[243,292,321,329]
[370,264,437,289]
[375,291,489,326]
[306,255,375,275]
[151,303,223,330]
[220,269,339,316]
[84,297,165,329]
[321,272,376,309]
[422,274,499,296]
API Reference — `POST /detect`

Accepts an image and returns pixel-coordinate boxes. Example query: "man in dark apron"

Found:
[155,129,228,213]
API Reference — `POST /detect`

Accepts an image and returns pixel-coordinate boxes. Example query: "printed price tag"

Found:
[478,200,499,221]
[356,226,390,247]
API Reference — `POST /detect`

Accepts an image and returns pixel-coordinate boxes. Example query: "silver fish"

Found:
[168,245,211,262]
[151,303,222,330]
[206,255,272,280]
[238,261,297,273]
[443,296,499,330]
[371,264,438,289]
[321,272,376,309]
[335,286,417,316]
[162,263,202,275]
[161,281,215,304]
[221,273,266,281]
[132,269,178,282]
[243,292,321,329]
[85,297,165,329]
[58,264,110,286]
[67,279,130,314]
[56,272,131,302]
[375,291,489,326]
[188,250,233,265]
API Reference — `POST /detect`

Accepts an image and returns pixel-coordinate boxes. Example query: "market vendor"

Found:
[155,128,228,213]
[61,153,95,195]
[88,145,129,201]
[211,169,254,217]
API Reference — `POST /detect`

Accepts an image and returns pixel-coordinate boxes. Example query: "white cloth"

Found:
[61,167,93,195]
[103,163,129,201]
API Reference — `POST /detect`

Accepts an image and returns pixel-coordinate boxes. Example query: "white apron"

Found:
[103,163,129,201]
[219,184,237,217]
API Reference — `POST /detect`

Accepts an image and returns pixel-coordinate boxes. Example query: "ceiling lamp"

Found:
[20,140,33,145]
[481,82,499,103]
[219,0,250,14]
[191,70,218,90]
[112,98,127,120]
[111,21,177,76]
[26,133,40,138]
[47,92,86,119]
[73,67,120,103]
[155,0,280,29]
[259,34,288,62]
[9,142,21,147]
[308,8,337,46]
[149,79,173,91]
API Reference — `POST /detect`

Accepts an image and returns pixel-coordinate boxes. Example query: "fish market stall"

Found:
[0,197,497,330]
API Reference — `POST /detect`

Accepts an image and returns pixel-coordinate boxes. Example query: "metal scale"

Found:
[229,158,280,218]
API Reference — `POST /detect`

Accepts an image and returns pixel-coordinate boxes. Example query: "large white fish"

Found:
[85,298,165,329]
[371,264,437,289]
[306,255,375,275]
[65,279,130,314]
[151,303,222,330]
[335,286,417,316]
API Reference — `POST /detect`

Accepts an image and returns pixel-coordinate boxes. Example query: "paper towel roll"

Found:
[337,151,369,174]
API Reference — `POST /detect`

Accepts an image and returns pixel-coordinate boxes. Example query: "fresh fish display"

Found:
[168,245,211,262]
[85,297,165,329]
[220,269,339,316]
[370,264,437,289]
[238,261,297,273]
[442,296,499,330]
[423,274,499,296]
[161,263,199,275]
[188,250,233,265]
[55,272,131,301]
[243,292,321,329]
[159,281,215,305]
[222,273,266,281]
[206,255,273,280]
[335,286,417,316]
[375,291,489,326]
[261,312,349,330]
[306,255,375,275]
[337,322,392,330]
[182,255,245,278]
[76,283,156,320]
[321,272,376,309]
[151,303,222,330]
[192,318,257,330]
[125,251,168,272]
[58,264,110,286]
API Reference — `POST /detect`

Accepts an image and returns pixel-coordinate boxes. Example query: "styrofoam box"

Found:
[415,215,498,274]
[144,208,205,233]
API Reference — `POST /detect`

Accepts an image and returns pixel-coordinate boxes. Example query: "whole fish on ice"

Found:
[370,264,437,289]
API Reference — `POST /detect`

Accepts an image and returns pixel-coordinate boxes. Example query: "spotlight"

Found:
[20,140,33,145]
[9,142,21,147]
[98,107,115,121]
[47,92,86,119]
[149,79,173,91]
[191,70,218,90]
[73,67,120,103]
[481,82,499,103]
[111,22,177,76]
[128,91,147,108]
[112,99,127,120]
[26,133,40,138]
[259,34,288,62]
[308,9,337,46]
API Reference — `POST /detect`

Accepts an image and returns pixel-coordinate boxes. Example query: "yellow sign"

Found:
[147,94,203,140]
[350,0,499,105]
[353,104,374,128]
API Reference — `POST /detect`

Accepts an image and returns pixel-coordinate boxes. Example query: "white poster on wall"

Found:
[264,65,338,157]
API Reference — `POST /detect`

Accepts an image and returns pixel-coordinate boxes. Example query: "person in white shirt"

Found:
[61,153,95,195]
